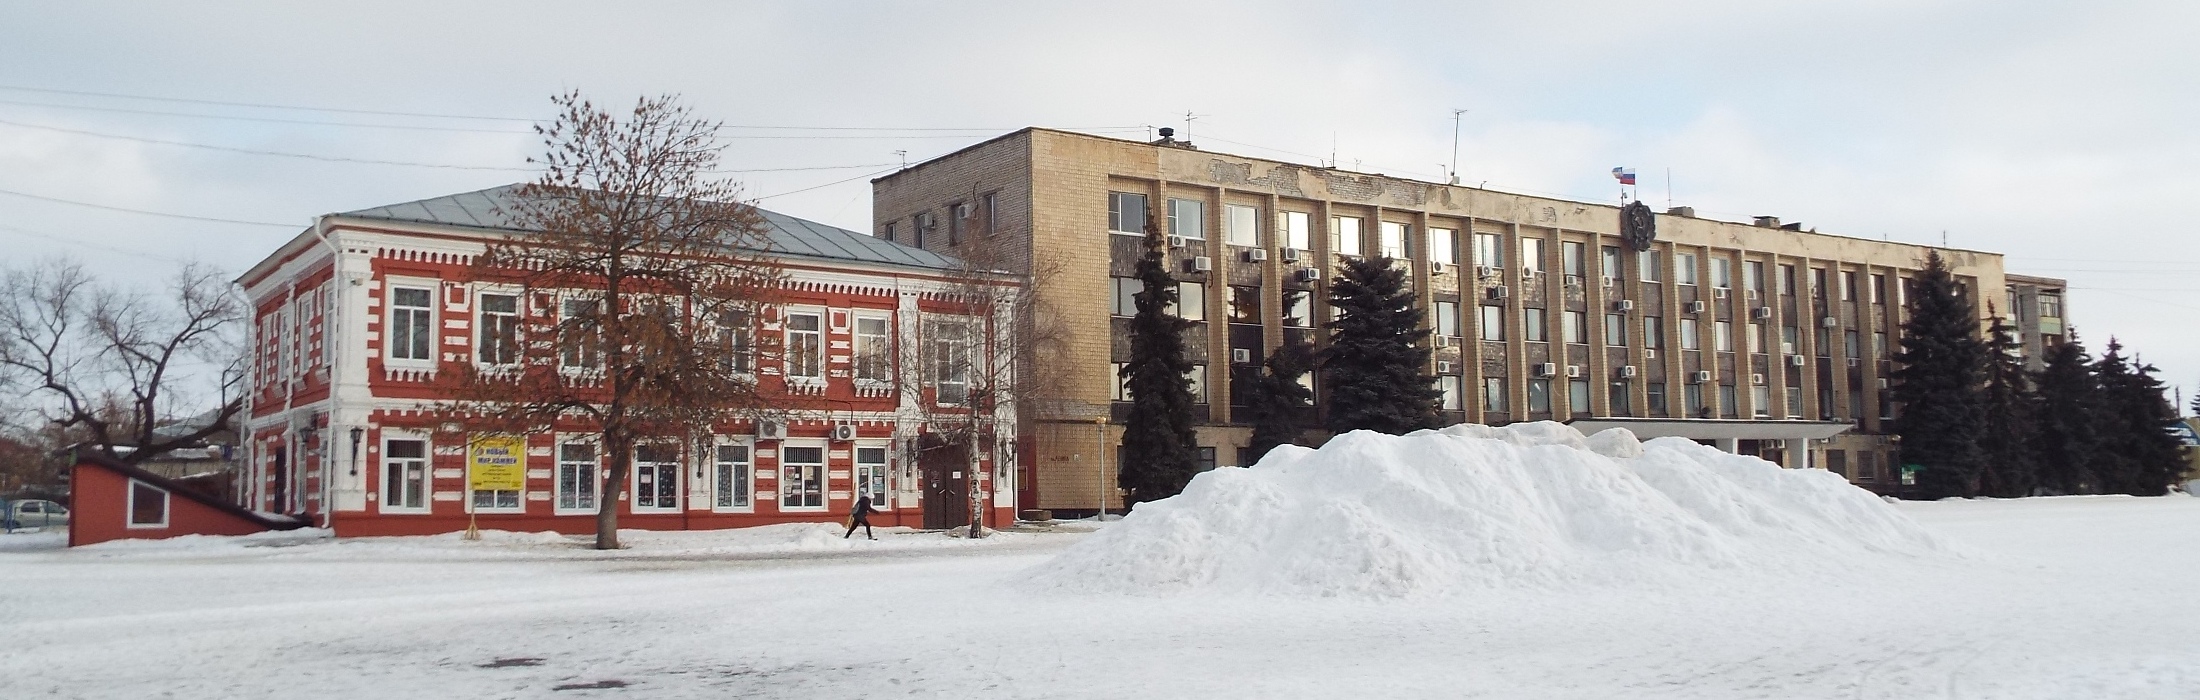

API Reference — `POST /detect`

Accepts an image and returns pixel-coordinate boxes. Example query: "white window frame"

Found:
[854,442,892,511]
[1378,221,1407,259]
[852,312,893,385]
[385,280,437,365]
[1520,238,1546,273]
[631,443,682,513]
[1188,364,1208,405]
[474,287,522,369]
[1168,198,1205,240]
[1225,204,1259,247]
[558,295,604,370]
[1430,227,1458,265]
[712,438,754,513]
[1108,191,1149,235]
[126,479,169,529]
[784,307,826,382]
[778,441,829,512]
[930,316,974,406]
[1333,216,1364,256]
[1675,252,1699,286]
[554,438,601,515]
[379,432,431,514]
[1282,211,1311,250]
[1474,232,1504,269]
[1110,277,1140,318]
[1175,281,1207,322]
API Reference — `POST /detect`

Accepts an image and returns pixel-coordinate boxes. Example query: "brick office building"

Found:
[238,185,1017,537]
[874,128,2061,507]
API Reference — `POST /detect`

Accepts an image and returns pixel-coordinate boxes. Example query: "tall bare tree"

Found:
[0,258,244,466]
[448,91,783,550]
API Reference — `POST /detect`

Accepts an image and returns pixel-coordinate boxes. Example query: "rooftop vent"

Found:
[1667,206,1695,218]
[1152,127,1196,149]
[1753,216,1782,228]
[1780,222,1803,231]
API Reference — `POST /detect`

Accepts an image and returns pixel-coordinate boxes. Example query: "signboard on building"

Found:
[467,435,527,492]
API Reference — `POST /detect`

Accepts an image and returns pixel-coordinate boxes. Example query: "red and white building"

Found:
[238,185,1017,537]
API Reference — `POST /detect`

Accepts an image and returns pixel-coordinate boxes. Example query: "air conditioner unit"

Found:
[1749,373,1765,385]
[1437,361,1455,374]
[1614,299,1635,312]
[1297,268,1322,283]
[1188,256,1213,272]
[831,423,858,442]
[1487,285,1509,301]
[1781,342,1796,355]
[1475,265,1495,278]
[1280,248,1302,263]
[1693,370,1713,383]
[1746,289,1761,300]
[1644,349,1658,360]
[1821,316,1838,327]
[1244,249,1268,263]
[755,420,784,440]
[1848,358,1862,367]
[1434,336,1456,348]
[1565,365,1584,378]
[1521,268,1539,281]
[1168,235,1188,249]
[1564,274,1584,287]
[1618,365,1638,378]
[1788,354,1807,367]
[1713,287,1730,299]
[1877,378,1890,389]
[1231,347,1253,364]
[1430,261,1447,276]
[1687,300,1707,314]
[1533,362,1559,377]
[1751,306,1772,320]
[1600,276,1617,288]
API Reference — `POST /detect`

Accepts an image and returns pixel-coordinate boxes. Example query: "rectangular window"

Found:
[855,446,889,507]
[128,480,168,528]
[1479,305,1505,341]
[1521,238,1546,273]
[382,437,428,512]
[1474,233,1504,268]
[1642,316,1663,349]
[1562,310,1587,344]
[1430,228,1458,265]
[1787,385,1804,418]
[559,298,602,369]
[1714,321,1733,352]
[1850,389,1865,421]
[854,315,892,383]
[1189,364,1208,404]
[1747,322,1764,354]
[1226,204,1259,246]
[1675,252,1698,286]
[1647,382,1668,416]
[1816,326,1832,357]
[1176,281,1207,322]
[1379,221,1407,259]
[948,202,969,245]
[1284,293,1312,328]
[1873,331,1888,358]
[632,444,680,511]
[1282,211,1311,250]
[1528,378,1552,413]
[1820,386,1835,418]
[1841,271,1858,301]
[1751,385,1772,418]
[476,292,519,366]
[1871,274,1887,305]
[780,445,825,509]
[1845,330,1861,358]
[1609,381,1632,416]
[556,441,598,513]
[1108,192,1148,234]
[1111,277,1140,317]
[1523,307,1548,342]
[1483,377,1508,412]
[1435,301,1460,337]
[914,211,934,247]
[1720,384,1739,418]
[1685,383,1706,417]
[1779,264,1796,296]
[1812,268,1829,299]
[1602,246,1624,282]
[1569,379,1592,415]
[2040,294,2063,318]
[982,192,999,236]
[1679,318,1700,350]
[1112,361,1132,401]
[1562,241,1585,278]
[1228,285,1260,324]
[389,287,434,362]
[717,444,761,510]
[1439,376,1463,411]
[716,308,754,374]
[1857,451,1879,481]
[932,318,972,405]
[1745,261,1764,294]
[786,311,824,379]
[1334,216,1364,256]
[1605,313,1627,346]
[1827,450,1848,478]
[1168,198,1205,240]
[1640,249,1664,282]
[881,223,896,242]
[1782,325,1800,355]
[1711,257,1732,289]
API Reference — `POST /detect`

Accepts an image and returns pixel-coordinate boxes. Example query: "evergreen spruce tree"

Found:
[2032,333,2101,494]
[1243,323,1314,465]
[1321,255,1442,435]
[1888,251,1988,499]
[1977,309,2039,498]
[2092,339,2185,495]
[1116,216,1200,507]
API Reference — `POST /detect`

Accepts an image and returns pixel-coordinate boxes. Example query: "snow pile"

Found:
[1017,422,1956,597]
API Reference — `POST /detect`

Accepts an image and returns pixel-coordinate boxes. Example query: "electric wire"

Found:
[0,186,300,228]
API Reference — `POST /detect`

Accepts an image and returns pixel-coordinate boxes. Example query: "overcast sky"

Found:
[3,1,2195,401]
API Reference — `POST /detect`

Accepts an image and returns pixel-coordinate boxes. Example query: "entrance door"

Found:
[919,437,969,530]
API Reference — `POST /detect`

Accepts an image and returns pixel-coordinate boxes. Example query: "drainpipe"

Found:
[308,215,339,531]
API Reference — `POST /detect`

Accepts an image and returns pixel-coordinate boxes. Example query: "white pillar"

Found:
[1716,438,1740,454]
[1797,439,1814,470]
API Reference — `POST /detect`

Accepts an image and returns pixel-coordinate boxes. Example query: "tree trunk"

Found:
[597,431,632,550]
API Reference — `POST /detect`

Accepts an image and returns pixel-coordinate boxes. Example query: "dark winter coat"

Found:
[850,495,875,522]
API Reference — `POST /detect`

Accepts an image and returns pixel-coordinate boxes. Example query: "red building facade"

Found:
[238,186,1018,538]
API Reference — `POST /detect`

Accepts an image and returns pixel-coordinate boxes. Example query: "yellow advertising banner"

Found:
[467,435,527,492]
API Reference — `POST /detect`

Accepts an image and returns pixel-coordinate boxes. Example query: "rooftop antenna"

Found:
[1665,167,1673,210]
[1330,132,1338,169]
[1942,230,1949,247]
[893,150,908,170]
[1449,108,1467,185]
[1182,111,1207,143]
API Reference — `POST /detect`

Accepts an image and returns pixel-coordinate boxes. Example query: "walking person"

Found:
[844,491,877,540]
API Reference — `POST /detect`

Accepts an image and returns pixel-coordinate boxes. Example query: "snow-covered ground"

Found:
[0,496,2195,698]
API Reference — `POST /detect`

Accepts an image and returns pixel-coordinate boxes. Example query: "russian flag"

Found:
[1612,167,1637,185]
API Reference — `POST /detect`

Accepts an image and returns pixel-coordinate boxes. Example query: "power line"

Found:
[0,222,173,261]
[0,186,299,228]
[0,98,538,133]
[749,167,903,201]
[0,117,537,171]
[0,83,533,122]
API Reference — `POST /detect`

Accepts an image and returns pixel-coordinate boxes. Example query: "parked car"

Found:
[3,499,69,531]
